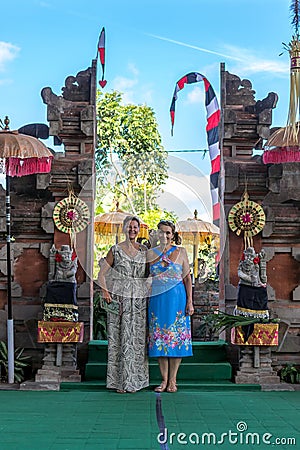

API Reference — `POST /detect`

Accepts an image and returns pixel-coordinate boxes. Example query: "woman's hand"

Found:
[102,290,112,304]
[186,300,194,316]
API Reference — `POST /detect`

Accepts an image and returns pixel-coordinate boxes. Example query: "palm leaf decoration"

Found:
[201,310,279,335]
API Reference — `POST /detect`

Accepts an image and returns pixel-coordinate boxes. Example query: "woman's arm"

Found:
[97,248,114,303]
[181,247,194,316]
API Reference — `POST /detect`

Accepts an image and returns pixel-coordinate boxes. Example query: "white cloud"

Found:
[158,174,212,222]
[112,63,154,105]
[0,42,20,72]
[148,34,289,78]
[223,44,288,76]
[38,1,52,7]
[112,76,136,104]
[156,155,214,222]
[113,75,137,92]
[147,33,242,62]
[141,88,153,104]
[127,62,139,77]
[112,62,139,104]
[186,86,205,105]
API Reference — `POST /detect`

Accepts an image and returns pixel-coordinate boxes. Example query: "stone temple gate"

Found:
[0,59,299,382]
[0,58,97,378]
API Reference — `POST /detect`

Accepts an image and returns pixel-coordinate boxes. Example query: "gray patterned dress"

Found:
[106,244,149,392]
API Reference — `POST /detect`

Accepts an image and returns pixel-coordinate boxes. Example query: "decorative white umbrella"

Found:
[94,209,148,244]
[177,210,220,280]
[0,117,53,383]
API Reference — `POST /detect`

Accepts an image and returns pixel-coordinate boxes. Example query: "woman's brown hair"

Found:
[157,220,182,245]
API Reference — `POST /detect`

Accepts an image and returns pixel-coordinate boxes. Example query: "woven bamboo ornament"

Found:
[53,190,90,247]
[228,191,265,248]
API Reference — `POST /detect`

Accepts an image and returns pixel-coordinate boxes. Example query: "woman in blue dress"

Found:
[148,220,194,393]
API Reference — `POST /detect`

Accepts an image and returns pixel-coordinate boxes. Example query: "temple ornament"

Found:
[228,190,265,248]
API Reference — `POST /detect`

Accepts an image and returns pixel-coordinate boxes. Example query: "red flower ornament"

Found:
[55,252,63,263]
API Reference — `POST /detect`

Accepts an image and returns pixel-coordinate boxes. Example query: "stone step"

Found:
[85,361,232,381]
[60,375,82,382]
[19,381,60,391]
[87,340,229,364]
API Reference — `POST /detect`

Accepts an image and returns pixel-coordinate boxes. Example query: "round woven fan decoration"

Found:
[53,195,90,234]
[228,193,265,239]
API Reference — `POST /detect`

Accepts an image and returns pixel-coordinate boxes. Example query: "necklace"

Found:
[120,242,139,258]
[158,245,174,266]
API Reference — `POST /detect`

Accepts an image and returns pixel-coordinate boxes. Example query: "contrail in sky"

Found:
[147,33,244,62]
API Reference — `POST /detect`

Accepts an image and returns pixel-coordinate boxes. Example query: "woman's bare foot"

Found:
[167,381,177,393]
[154,381,167,392]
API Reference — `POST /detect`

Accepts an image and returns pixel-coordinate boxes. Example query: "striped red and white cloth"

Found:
[170,72,220,227]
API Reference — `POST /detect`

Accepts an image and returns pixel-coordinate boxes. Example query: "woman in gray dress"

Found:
[98,215,149,393]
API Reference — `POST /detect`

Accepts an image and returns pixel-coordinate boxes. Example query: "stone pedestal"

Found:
[35,343,81,383]
[235,346,280,384]
[192,280,219,340]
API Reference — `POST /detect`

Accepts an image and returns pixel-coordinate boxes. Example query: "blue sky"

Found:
[0,0,293,219]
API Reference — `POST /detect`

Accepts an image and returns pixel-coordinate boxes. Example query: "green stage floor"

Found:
[0,389,299,450]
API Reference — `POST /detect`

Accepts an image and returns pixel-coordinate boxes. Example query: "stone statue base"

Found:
[235,346,280,384]
[35,343,81,383]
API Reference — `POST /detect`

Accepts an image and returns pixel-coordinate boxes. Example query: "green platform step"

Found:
[86,339,228,364]
[61,380,260,392]
[75,339,261,392]
[85,361,232,382]
[85,340,232,381]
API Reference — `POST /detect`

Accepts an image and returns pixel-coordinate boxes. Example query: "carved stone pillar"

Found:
[235,346,280,384]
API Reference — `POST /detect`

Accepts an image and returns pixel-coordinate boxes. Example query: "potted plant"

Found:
[280,364,300,384]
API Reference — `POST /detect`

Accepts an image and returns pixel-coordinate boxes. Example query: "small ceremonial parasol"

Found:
[177,210,220,279]
[0,116,53,383]
[94,209,149,244]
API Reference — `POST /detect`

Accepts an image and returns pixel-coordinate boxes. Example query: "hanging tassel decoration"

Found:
[284,36,300,143]
[97,27,107,88]
[5,156,53,177]
[263,1,300,162]
[284,0,300,143]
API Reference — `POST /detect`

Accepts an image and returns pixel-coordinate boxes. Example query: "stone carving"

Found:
[44,245,78,322]
[237,247,267,289]
[235,246,269,323]
[62,68,93,102]
[49,244,77,283]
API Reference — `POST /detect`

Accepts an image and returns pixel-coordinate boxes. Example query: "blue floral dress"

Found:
[148,246,193,358]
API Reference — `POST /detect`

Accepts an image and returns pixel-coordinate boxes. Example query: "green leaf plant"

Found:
[0,340,30,383]
[195,310,280,342]
[93,291,108,340]
[280,364,300,384]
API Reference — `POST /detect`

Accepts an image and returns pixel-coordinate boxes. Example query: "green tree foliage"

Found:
[140,208,178,230]
[95,91,168,215]
[197,236,219,283]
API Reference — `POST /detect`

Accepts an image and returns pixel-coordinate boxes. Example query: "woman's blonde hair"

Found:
[122,215,141,233]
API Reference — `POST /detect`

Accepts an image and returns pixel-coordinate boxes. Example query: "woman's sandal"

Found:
[154,382,167,393]
[167,381,177,393]
[116,389,126,394]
